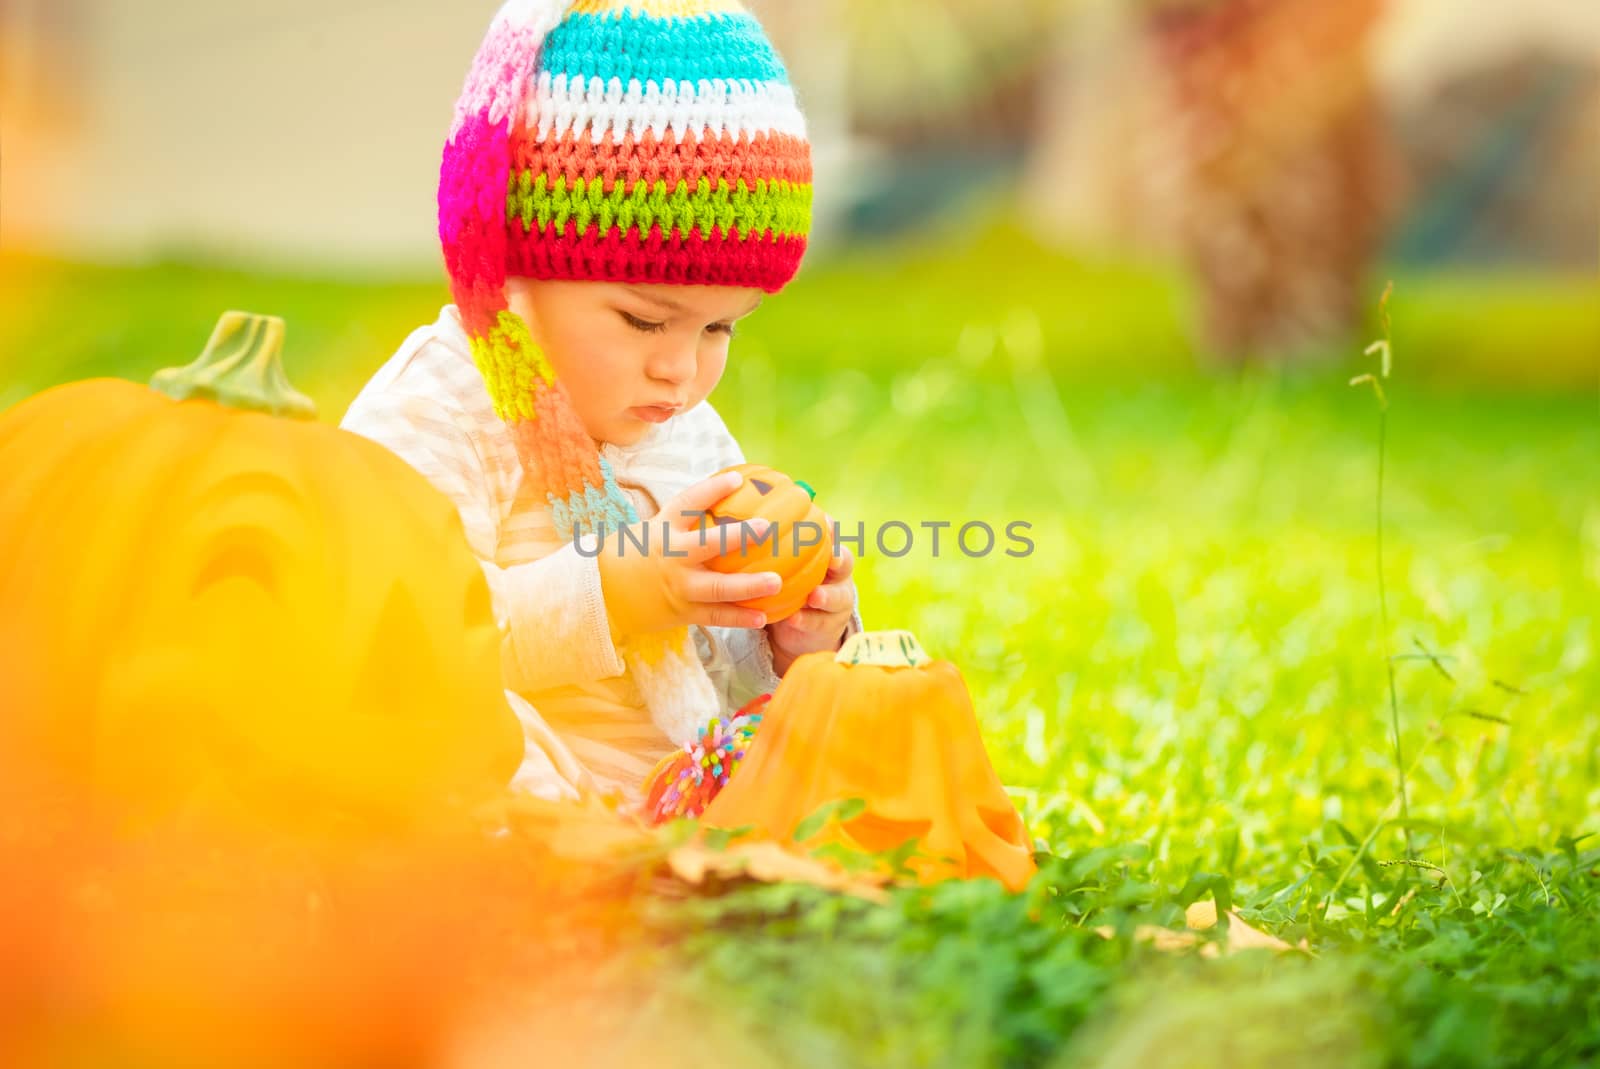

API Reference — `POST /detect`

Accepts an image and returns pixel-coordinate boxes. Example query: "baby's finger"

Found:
[778,607,839,635]
[824,542,855,582]
[805,580,855,614]
[689,604,769,630]
[681,517,772,564]
[658,470,744,530]
[683,568,782,607]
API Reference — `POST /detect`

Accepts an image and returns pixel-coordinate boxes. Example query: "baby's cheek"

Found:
[568,355,632,437]
[695,344,729,400]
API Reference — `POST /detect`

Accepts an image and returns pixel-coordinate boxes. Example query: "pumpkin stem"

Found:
[837,630,931,668]
[151,311,317,420]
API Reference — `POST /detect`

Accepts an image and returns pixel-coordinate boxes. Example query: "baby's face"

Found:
[505,278,763,448]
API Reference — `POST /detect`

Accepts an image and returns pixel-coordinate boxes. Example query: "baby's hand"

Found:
[767,519,857,676]
[597,470,780,639]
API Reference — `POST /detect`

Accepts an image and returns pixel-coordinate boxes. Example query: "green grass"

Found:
[2,229,1597,1067]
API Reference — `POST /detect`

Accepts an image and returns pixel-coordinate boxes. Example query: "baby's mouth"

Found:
[629,404,681,424]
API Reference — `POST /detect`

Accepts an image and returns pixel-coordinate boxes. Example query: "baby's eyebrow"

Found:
[624,286,689,314]
[622,286,762,320]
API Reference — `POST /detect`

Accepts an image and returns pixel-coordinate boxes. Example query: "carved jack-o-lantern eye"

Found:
[191,527,283,598]
[750,479,774,495]
[355,582,434,719]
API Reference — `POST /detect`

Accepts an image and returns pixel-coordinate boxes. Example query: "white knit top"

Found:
[340,305,859,803]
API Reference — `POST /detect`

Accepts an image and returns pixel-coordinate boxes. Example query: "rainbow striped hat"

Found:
[440,0,812,752]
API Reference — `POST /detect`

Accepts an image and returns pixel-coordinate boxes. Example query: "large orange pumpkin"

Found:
[705,462,832,622]
[0,312,523,826]
[701,630,1036,891]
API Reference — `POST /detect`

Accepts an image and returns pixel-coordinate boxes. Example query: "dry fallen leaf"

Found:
[1103,925,1207,953]
[485,791,889,901]
[1184,899,1308,952]
[667,840,890,902]
[492,791,655,863]
[1094,901,1307,957]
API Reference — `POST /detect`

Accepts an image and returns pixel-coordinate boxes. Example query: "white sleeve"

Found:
[340,391,627,695]
[502,691,593,802]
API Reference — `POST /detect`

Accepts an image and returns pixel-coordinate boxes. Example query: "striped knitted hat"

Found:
[440,0,812,750]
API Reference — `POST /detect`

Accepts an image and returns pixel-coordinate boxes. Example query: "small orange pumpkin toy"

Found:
[705,462,832,622]
[0,312,523,828]
[701,630,1037,891]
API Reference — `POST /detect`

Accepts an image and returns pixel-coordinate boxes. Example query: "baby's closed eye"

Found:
[620,311,666,334]
[619,310,736,338]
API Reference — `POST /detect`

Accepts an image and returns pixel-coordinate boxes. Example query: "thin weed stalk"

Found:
[1350,281,1412,857]
[1318,730,1438,925]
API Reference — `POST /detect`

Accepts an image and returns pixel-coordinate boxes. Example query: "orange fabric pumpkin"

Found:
[701,630,1036,891]
[705,462,832,622]
[0,312,523,827]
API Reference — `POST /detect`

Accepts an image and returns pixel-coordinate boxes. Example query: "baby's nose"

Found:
[647,341,698,385]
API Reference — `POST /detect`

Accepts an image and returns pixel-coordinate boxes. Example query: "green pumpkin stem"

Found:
[837,630,931,668]
[151,311,317,420]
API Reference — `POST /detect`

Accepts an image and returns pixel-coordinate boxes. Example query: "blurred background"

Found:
[2,5,1598,1065]
[3,0,1596,376]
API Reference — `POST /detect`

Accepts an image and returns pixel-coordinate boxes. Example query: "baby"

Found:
[341,0,860,804]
